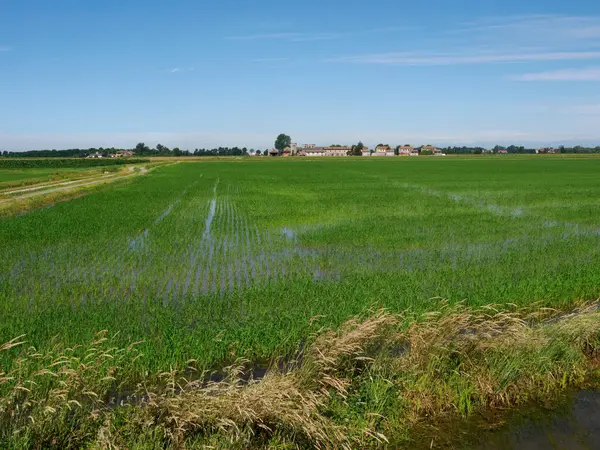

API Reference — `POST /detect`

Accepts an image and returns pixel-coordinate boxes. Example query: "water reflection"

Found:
[474,390,600,450]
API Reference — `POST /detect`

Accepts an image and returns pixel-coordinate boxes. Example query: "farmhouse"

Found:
[324,146,351,156]
[420,145,442,155]
[397,145,418,156]
[374,145,394,157]
[536,147,557,154]
[111,150,134,158]
[298,145,351,156]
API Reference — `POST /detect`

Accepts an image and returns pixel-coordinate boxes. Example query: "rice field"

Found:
[2,156,600,375]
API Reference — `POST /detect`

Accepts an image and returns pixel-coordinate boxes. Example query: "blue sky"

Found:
[2,0,600,150]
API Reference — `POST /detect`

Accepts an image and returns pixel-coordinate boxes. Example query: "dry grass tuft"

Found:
[134,311,399,449]
[0,331,142,448]
[1,302,599,448]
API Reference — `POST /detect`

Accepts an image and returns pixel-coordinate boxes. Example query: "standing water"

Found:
[469,390,600,450]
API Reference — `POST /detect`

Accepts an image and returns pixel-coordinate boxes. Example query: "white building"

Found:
[397,145,418,156]
[299,145,351,156]
[420,145,442,155]
[374,145,395,156]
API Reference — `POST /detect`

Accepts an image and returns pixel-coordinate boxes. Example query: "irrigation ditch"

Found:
[2,300,599,448]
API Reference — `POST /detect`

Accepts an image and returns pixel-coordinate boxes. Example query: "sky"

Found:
[1,0,600,151]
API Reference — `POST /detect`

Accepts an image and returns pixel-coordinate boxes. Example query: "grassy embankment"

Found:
[0,158,159,217]
[1,157,600,447]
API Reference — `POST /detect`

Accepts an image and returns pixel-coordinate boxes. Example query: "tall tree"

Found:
[135,142,149,154]
[349,141,364,156]
[274,134,291,154]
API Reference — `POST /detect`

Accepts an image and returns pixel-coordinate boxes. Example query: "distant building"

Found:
[111,150,134,158]
[361,146,371,156]
[324,146,351,156]
[536,147,557,154]
[268,149,280,157]
[374,145,394,157]
[87,152,104,159]
[397,145,418,156]
[298,145,351,156]
[300,147,326,156]
[420,145,442,155]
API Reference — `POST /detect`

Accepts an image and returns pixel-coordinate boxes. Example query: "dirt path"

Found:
[0,169,147,205]
[2,173,117,196]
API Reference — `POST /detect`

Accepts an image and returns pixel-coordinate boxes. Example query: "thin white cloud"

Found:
[168,67,194,73]
[226,32,341,42]
[331,51,600,65]
[226,33,300,41]
[226,27,404,42]
[571,104,600,115]
[457,15,600,43]
[331,15,600,67]
[511,68,600,81]
[289,33,342,42]
[251,57,290,63]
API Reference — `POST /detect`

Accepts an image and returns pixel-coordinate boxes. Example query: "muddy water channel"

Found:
[457,390,600,449]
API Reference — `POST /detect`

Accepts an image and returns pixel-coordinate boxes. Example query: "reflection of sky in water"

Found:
[4,181,600,305]
[478,390,600,450]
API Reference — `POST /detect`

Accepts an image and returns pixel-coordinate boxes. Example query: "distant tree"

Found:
[135,142,149,154]
[173,147,182,157]
[349,141,364,156]
[274,134,291,155]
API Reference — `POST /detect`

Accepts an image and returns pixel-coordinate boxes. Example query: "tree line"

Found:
[3,142,600,158]
[0,144,267,158]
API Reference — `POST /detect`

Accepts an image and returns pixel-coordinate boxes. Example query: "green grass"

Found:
[0,166,124,191]
[2,156,600,447]
[0,168,96,189]
[0,158,148,169]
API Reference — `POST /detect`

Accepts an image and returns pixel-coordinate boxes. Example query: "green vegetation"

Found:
[274,133,292,154]
[0,168,110,191]
[1,303,598,448]
[349,141,365,156]
[1,157,600,447]
[0,158,149,169]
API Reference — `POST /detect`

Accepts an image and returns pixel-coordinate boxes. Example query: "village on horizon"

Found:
[265,142,563,157]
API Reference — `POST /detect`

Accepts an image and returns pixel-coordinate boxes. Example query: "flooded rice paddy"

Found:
[2,158,600,373]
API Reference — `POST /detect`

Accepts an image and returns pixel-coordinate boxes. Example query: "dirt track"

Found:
[0,168,148,205]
